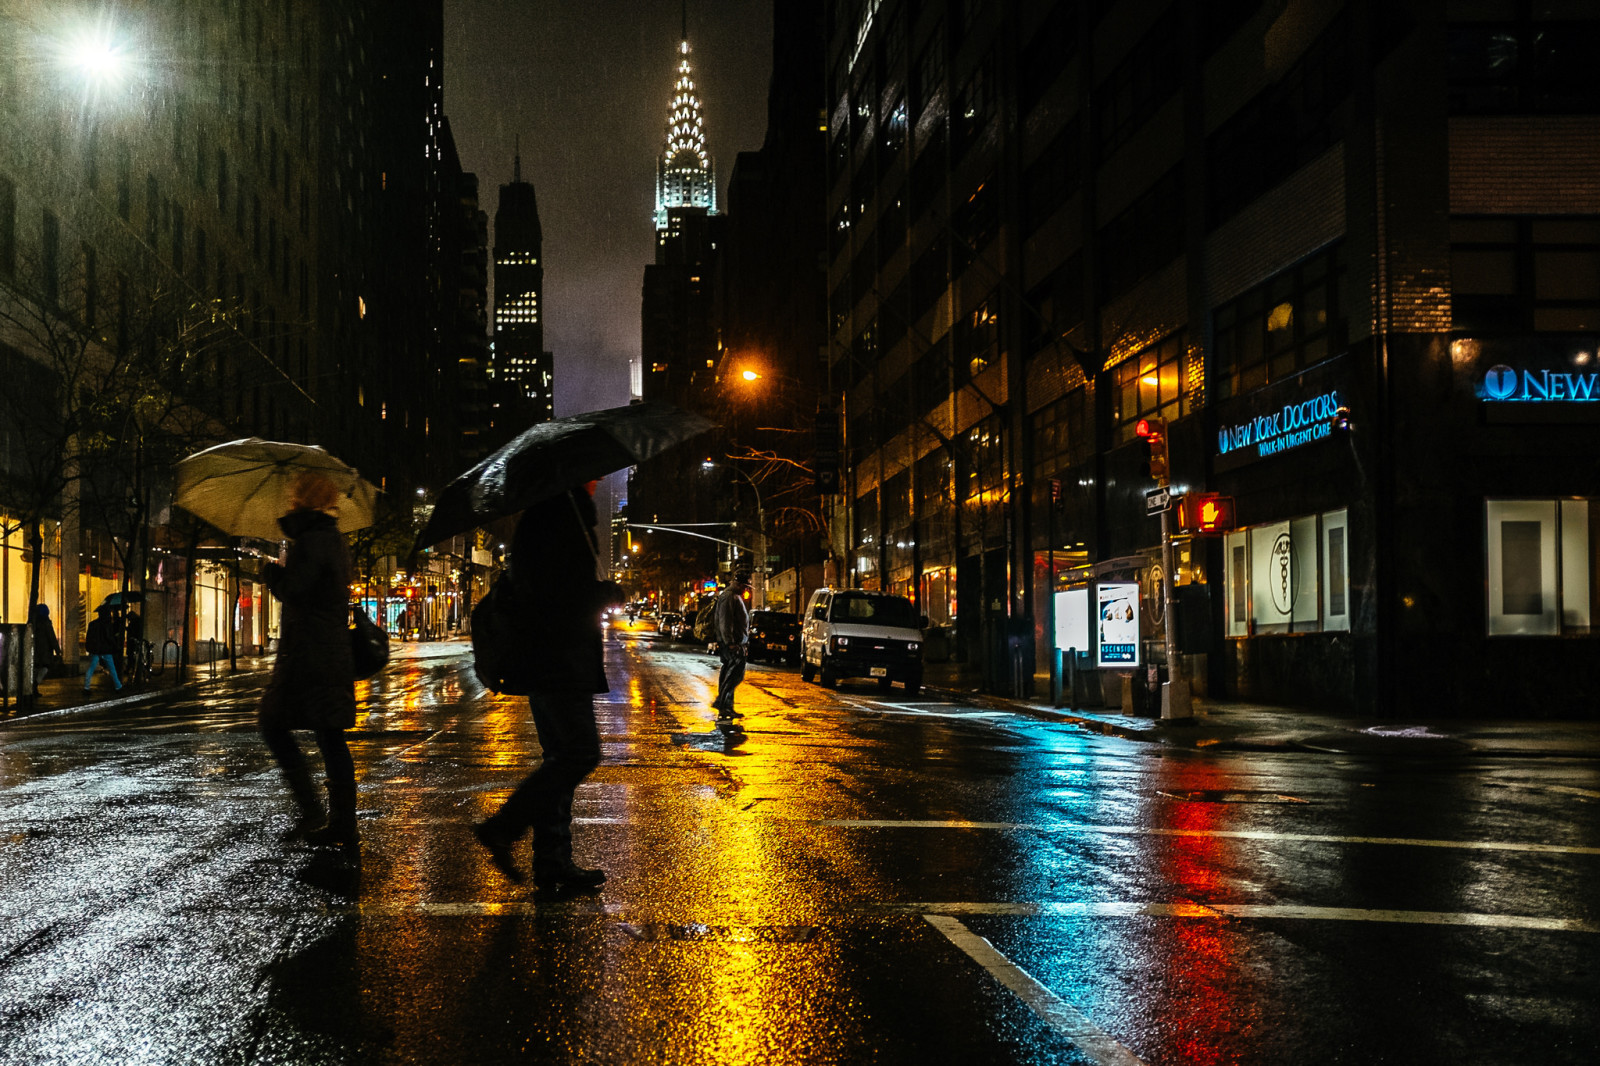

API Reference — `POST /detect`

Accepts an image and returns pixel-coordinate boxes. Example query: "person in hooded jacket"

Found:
[259,470,359,851]
[473,480,623,891]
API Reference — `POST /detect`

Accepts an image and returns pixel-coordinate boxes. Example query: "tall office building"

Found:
[642,28,724,409]
[633,25,725,558]
[491,148,553,425]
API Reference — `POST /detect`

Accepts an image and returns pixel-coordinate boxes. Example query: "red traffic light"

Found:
[1179,494,1236,534]
[1135,416,1169,484]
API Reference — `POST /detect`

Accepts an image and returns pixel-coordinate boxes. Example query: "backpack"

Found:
[692,588,727,643]
[471,574,528,694]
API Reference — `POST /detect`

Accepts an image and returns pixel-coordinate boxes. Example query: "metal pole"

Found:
[1159,508,1191,719]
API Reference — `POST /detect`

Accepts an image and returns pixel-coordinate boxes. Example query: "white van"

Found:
[800,588,926,694]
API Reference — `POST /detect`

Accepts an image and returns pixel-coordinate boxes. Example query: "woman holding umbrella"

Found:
[259,470,359,852]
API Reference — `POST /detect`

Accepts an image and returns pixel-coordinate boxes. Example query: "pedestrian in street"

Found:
[82,606,123,695]
[30,603,62,692]
[258,470,360,852]
[472,480,623,891]
[712,567,753,723]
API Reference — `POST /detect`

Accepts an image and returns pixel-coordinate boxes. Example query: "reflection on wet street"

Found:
[1,629,1598,1064]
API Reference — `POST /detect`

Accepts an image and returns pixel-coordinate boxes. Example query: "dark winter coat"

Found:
[509,488,616,695]
[85,616,117,655]
[259,508,356,730]
[31,605,62,664]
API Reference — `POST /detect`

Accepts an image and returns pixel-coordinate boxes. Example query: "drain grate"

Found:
[1156,789,1309,804]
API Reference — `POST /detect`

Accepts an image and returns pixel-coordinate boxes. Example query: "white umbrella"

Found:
[174,438,378,541]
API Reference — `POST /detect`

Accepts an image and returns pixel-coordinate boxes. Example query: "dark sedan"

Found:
[747,610,800,663]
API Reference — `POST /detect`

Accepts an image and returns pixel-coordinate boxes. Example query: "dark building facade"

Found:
[490,151,554,428]
[824,0,1600,716]
[0,0,464,657]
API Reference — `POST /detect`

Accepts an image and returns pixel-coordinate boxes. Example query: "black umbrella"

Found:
[100,591,145,608]
[414,401,714,551]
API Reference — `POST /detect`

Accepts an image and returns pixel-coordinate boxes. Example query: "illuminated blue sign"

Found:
[1481,364,1600,402]
[1217,390,1342,461]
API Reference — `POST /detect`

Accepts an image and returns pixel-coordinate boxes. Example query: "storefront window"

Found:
[1485,498,1593,636]
[1224,509,1350,636]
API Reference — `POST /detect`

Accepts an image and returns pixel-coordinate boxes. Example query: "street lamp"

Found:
[702,459,766,608]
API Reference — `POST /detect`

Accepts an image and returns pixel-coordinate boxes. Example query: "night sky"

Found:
[444,0,775,417]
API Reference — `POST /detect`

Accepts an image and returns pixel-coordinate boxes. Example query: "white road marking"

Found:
[909,901,1600,933]
[810,819,1600,857]
[923,914,1149,1066]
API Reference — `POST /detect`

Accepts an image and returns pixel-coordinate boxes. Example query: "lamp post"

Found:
[702,460,766,609]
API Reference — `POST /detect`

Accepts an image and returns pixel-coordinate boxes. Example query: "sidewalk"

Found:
[0,656,275,723]
[0,638,474,725]
[920,660,1600,759]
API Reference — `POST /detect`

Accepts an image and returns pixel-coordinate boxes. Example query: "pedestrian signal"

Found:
[1135,416,1169,485]
[1178,494,1236,534]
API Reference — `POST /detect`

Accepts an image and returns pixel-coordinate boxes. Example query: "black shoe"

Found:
[533,856,606,892]
[716,707,744,719]
[473,820,525,883]
[281,812,327,843]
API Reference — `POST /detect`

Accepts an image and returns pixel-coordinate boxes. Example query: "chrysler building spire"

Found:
[654,24,716,230]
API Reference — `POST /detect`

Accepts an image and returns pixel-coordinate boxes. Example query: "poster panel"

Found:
[1096,582,1140,668]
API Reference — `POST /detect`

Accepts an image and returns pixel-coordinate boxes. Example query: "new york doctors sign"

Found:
[1214,358,1349,473]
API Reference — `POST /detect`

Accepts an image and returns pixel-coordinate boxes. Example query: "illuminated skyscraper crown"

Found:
[655,38,716,230]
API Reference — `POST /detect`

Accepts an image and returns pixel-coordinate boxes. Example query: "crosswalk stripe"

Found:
[809,819,1600,856]
[924,914,1149,1066]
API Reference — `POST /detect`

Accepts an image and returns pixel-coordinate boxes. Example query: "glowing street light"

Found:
[740,368,761,382]
[54,22,136,93]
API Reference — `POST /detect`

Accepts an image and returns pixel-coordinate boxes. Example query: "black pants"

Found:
[714,644,746,712]
[485,690,600,862]
[261,724,356,825]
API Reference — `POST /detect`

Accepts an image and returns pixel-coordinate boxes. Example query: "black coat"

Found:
[260,508,356,730]
[510,488,612,695]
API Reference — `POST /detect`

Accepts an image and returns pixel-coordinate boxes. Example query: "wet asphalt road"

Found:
[1,624,1598,1065]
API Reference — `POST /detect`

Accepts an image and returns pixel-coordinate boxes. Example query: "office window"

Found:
[1452,216,1600,333]
[0,174,14,277]
[1111,331,1189,443]
[1486,499,1593,636]
[1449,17,1600,114]
[42,210,60,305]
[1214,243,1347,400]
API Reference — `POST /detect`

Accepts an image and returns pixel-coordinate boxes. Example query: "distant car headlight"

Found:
[833,636,849,649]
[907,641,919,651]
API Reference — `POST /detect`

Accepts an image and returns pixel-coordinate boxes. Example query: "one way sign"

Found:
[1145,488,1172,515]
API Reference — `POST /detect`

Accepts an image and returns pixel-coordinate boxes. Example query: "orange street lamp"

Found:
[740,369,761,382]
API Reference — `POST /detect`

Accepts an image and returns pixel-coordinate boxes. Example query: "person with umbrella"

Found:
[472,479,624,890]
[412,402,711,888]
[82,605,124,695]
[258,470,360,852]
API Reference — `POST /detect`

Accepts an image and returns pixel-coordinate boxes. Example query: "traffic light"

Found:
[1178,493,1236,534]
[815,404,841,494]
[1135,416,1169,485]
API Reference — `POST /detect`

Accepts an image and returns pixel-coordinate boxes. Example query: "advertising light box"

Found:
[1096,582,1140,668]
[1054,588,1089,652]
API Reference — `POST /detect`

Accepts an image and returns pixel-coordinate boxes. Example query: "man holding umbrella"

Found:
[413,402,711,889]
[472,479,623,890]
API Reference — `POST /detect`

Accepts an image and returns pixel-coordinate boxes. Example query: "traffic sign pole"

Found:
[1158,507,1191,719]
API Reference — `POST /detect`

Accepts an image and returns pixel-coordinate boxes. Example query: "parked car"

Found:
[656,611,681,637]
[747,610,800,663]
[800,588,925,693]
[674,608,700,643]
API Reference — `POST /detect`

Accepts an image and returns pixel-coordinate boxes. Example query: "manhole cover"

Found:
[1156,790,1309,804]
